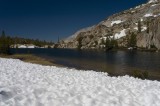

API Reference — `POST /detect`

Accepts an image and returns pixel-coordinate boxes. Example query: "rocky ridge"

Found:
[59,0,160,50]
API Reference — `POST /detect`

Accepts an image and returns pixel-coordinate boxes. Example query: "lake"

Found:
[10,48,160,80]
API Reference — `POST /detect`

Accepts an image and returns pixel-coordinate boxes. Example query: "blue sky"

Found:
[0,0,147,42]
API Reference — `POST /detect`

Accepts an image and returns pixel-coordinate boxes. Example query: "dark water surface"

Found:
[11,48,160,79]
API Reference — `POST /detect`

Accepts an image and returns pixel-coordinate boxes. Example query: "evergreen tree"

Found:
[0,31,10,54]
[105,37,118,50]
[77,36,83,49]
[146,21,149,33]
[110,37,118,48]
[138,20,141,33]
[101,38,105,45]
[112,39,118,48]
[129,32,137,47]
[126,34,130,47]
[105,37,110,49]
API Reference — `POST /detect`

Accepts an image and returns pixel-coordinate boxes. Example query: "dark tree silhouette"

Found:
[138,20,141,33]
[0,31,10,54]
[129,32,137,47]
[77,36,83,49]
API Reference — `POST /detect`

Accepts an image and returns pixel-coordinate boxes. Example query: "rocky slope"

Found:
[59,0,160,50]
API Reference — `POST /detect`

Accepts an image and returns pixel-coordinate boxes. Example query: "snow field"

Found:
[0,58,160,106]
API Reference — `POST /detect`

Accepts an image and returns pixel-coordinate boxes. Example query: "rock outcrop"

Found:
[137,17,160,49]
[59,0,160,50]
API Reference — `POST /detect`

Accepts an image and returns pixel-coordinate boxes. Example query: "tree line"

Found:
[0,31,54,54]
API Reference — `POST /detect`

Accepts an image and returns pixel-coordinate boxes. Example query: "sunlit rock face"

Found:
[59,0,160,50]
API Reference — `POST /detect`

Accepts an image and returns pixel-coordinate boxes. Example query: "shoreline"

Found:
[1,53,160,81]
[0,54,64,67]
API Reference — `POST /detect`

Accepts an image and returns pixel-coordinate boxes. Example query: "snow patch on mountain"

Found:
[114,29,126,39]
[151,4,158,6]
[154,14,160,17]
[148,0,158,3]
[134,26,147,31]
[134,27,138,30]
[111,20,123,26]
[142,26,147,31]
[144,13,153,17]
[141,18,144,22]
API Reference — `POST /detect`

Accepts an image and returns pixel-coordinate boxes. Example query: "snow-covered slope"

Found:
[0,58,160,106]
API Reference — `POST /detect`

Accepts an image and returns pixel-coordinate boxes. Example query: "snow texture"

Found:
[100,37,107,41]
[154,14,160,17]
[131,11,135,13]
[140,18,144,22]
[134,26,147,31]
[111,20,123,26]
[144,13,153,17]
[134,27,138,30]
[151,4,158,7]
[114,29,126,39]
[18,45,35,48]
[135,5,141,9]
[18,45,27,48]
[148,0,158,3]
[0,58,160,106]
[27,46,35,48]
[142,26,147,31]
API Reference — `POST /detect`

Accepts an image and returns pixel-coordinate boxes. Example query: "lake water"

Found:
[11,48,160,80]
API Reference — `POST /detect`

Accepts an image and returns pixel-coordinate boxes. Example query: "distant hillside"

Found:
[59,0,160,50]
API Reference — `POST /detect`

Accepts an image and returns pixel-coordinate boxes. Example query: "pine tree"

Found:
[105,37,118,50]
[77,36,83,49]
[0,31,10,54]
[138,20,141,33]
[126,35,130,47]
[146,21,149,33]
[129,32,137,47]
[101,38,105,45]
[105,37,110,49]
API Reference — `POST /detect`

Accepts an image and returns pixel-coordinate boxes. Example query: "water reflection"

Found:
[11,49,160,79]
